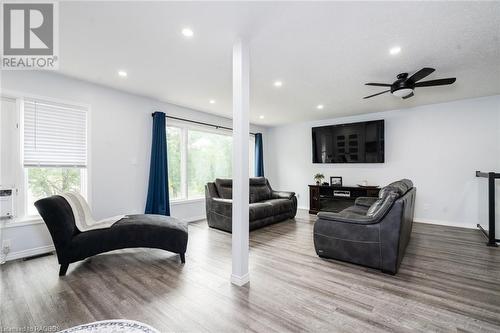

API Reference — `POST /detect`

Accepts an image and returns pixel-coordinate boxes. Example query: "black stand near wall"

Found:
[476,171,499,247]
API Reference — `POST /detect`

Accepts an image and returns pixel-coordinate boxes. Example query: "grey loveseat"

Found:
[205,177,297,232]
[314,179,416,274]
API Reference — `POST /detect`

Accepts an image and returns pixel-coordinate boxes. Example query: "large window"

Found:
[23,99,88,216]
[167,126,182,200]
[167,123,254,201]
[188,129,233,198]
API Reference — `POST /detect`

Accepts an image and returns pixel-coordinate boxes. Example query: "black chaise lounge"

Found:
[35,195,188,276]
[314,179,416,274]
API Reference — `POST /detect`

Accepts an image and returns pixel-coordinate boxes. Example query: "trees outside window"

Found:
[187,129,232,198]
[167,127,182,200]
[167,124,254,201]
[26,168,83,215]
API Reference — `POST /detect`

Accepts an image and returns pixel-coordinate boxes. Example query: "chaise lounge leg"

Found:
[59,263,69,276]
[179,253,185,263]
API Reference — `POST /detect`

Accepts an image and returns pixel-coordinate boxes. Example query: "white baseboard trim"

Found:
[297,206,309,211]
[231,273,250,286]
[5,244,55,262]
[182,215,205,223]
[413,218,476,230]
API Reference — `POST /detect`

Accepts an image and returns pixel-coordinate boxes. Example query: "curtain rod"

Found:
[152,113,257,135]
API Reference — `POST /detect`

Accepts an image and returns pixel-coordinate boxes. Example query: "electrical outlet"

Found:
[2,239,11,254]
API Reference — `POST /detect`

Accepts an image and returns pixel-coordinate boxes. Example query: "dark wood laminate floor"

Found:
[1,212,500,333]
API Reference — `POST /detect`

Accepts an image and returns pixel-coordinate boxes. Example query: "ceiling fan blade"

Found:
[365,83,392,87]
[414,78,456,87]
[363,90,390,99]
[408,67,435,82]
[402,92,414,99]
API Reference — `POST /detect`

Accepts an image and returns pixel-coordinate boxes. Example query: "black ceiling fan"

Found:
[363,67,456,99]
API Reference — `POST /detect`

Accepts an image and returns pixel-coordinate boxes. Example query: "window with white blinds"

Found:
[23,99,88,168]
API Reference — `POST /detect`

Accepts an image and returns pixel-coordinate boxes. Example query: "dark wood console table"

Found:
[309,185,379,214]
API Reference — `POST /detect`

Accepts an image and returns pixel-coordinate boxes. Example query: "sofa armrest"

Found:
[355,197,378,208]
[271,190,295,200]
[212,198,232,205]
[210,198,232,217]
[317,211,377,224]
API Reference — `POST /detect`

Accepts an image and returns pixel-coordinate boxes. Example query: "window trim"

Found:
[0,90,91,222]
[170,197,205,205]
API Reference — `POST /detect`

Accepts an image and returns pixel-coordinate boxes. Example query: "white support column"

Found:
[231,39,250,286]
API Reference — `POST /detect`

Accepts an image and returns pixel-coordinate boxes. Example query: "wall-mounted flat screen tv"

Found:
[312,120,384,163]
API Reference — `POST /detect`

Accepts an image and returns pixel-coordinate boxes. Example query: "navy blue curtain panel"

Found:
[255,133,264,177]
[145,112,170,215]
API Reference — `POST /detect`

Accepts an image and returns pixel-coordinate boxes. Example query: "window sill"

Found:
[170,198,205,206]
[0,199,206,228]
[1,216,44,229]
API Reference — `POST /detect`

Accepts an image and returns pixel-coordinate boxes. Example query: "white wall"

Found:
[0,70,266,260]
[265,95,500,230]
[1,69,498,260]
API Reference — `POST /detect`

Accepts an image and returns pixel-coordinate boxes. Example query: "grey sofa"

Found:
[205,177,297,232]
[35,195,188,276]
[313,179,416,274]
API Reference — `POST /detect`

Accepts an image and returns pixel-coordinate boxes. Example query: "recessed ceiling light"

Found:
[273,81,283,87]
[389,46,401,55]
[209,99,216,104]
[182,28,194,38]
[316,104,324,110]
[259,115,265,119]
[118,70,127,77]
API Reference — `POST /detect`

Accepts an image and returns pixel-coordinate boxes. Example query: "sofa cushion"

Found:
[215,177,272,203]
[367,192,398,218]
[378,179,413,198]
[326,206,370,222]
[354,197,378,208]
[249,202,274,221]
[250,178,272,203]
[263,199,293,215]
[341,205,370,216]
[250,177,267,186]
[215,178,233,199]
[389,179,412,196]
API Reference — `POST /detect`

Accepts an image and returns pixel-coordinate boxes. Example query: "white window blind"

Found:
[23,99,88,167]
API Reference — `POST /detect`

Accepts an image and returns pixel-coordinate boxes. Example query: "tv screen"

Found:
[312,120,384,163]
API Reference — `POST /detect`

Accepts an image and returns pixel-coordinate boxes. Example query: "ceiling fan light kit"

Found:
[364,67,456,100]
[392,88,414,98]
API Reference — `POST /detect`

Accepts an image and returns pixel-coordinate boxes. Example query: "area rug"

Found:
[59,320,160,333]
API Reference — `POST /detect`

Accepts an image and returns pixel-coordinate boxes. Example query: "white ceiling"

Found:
[59,1,500,126]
